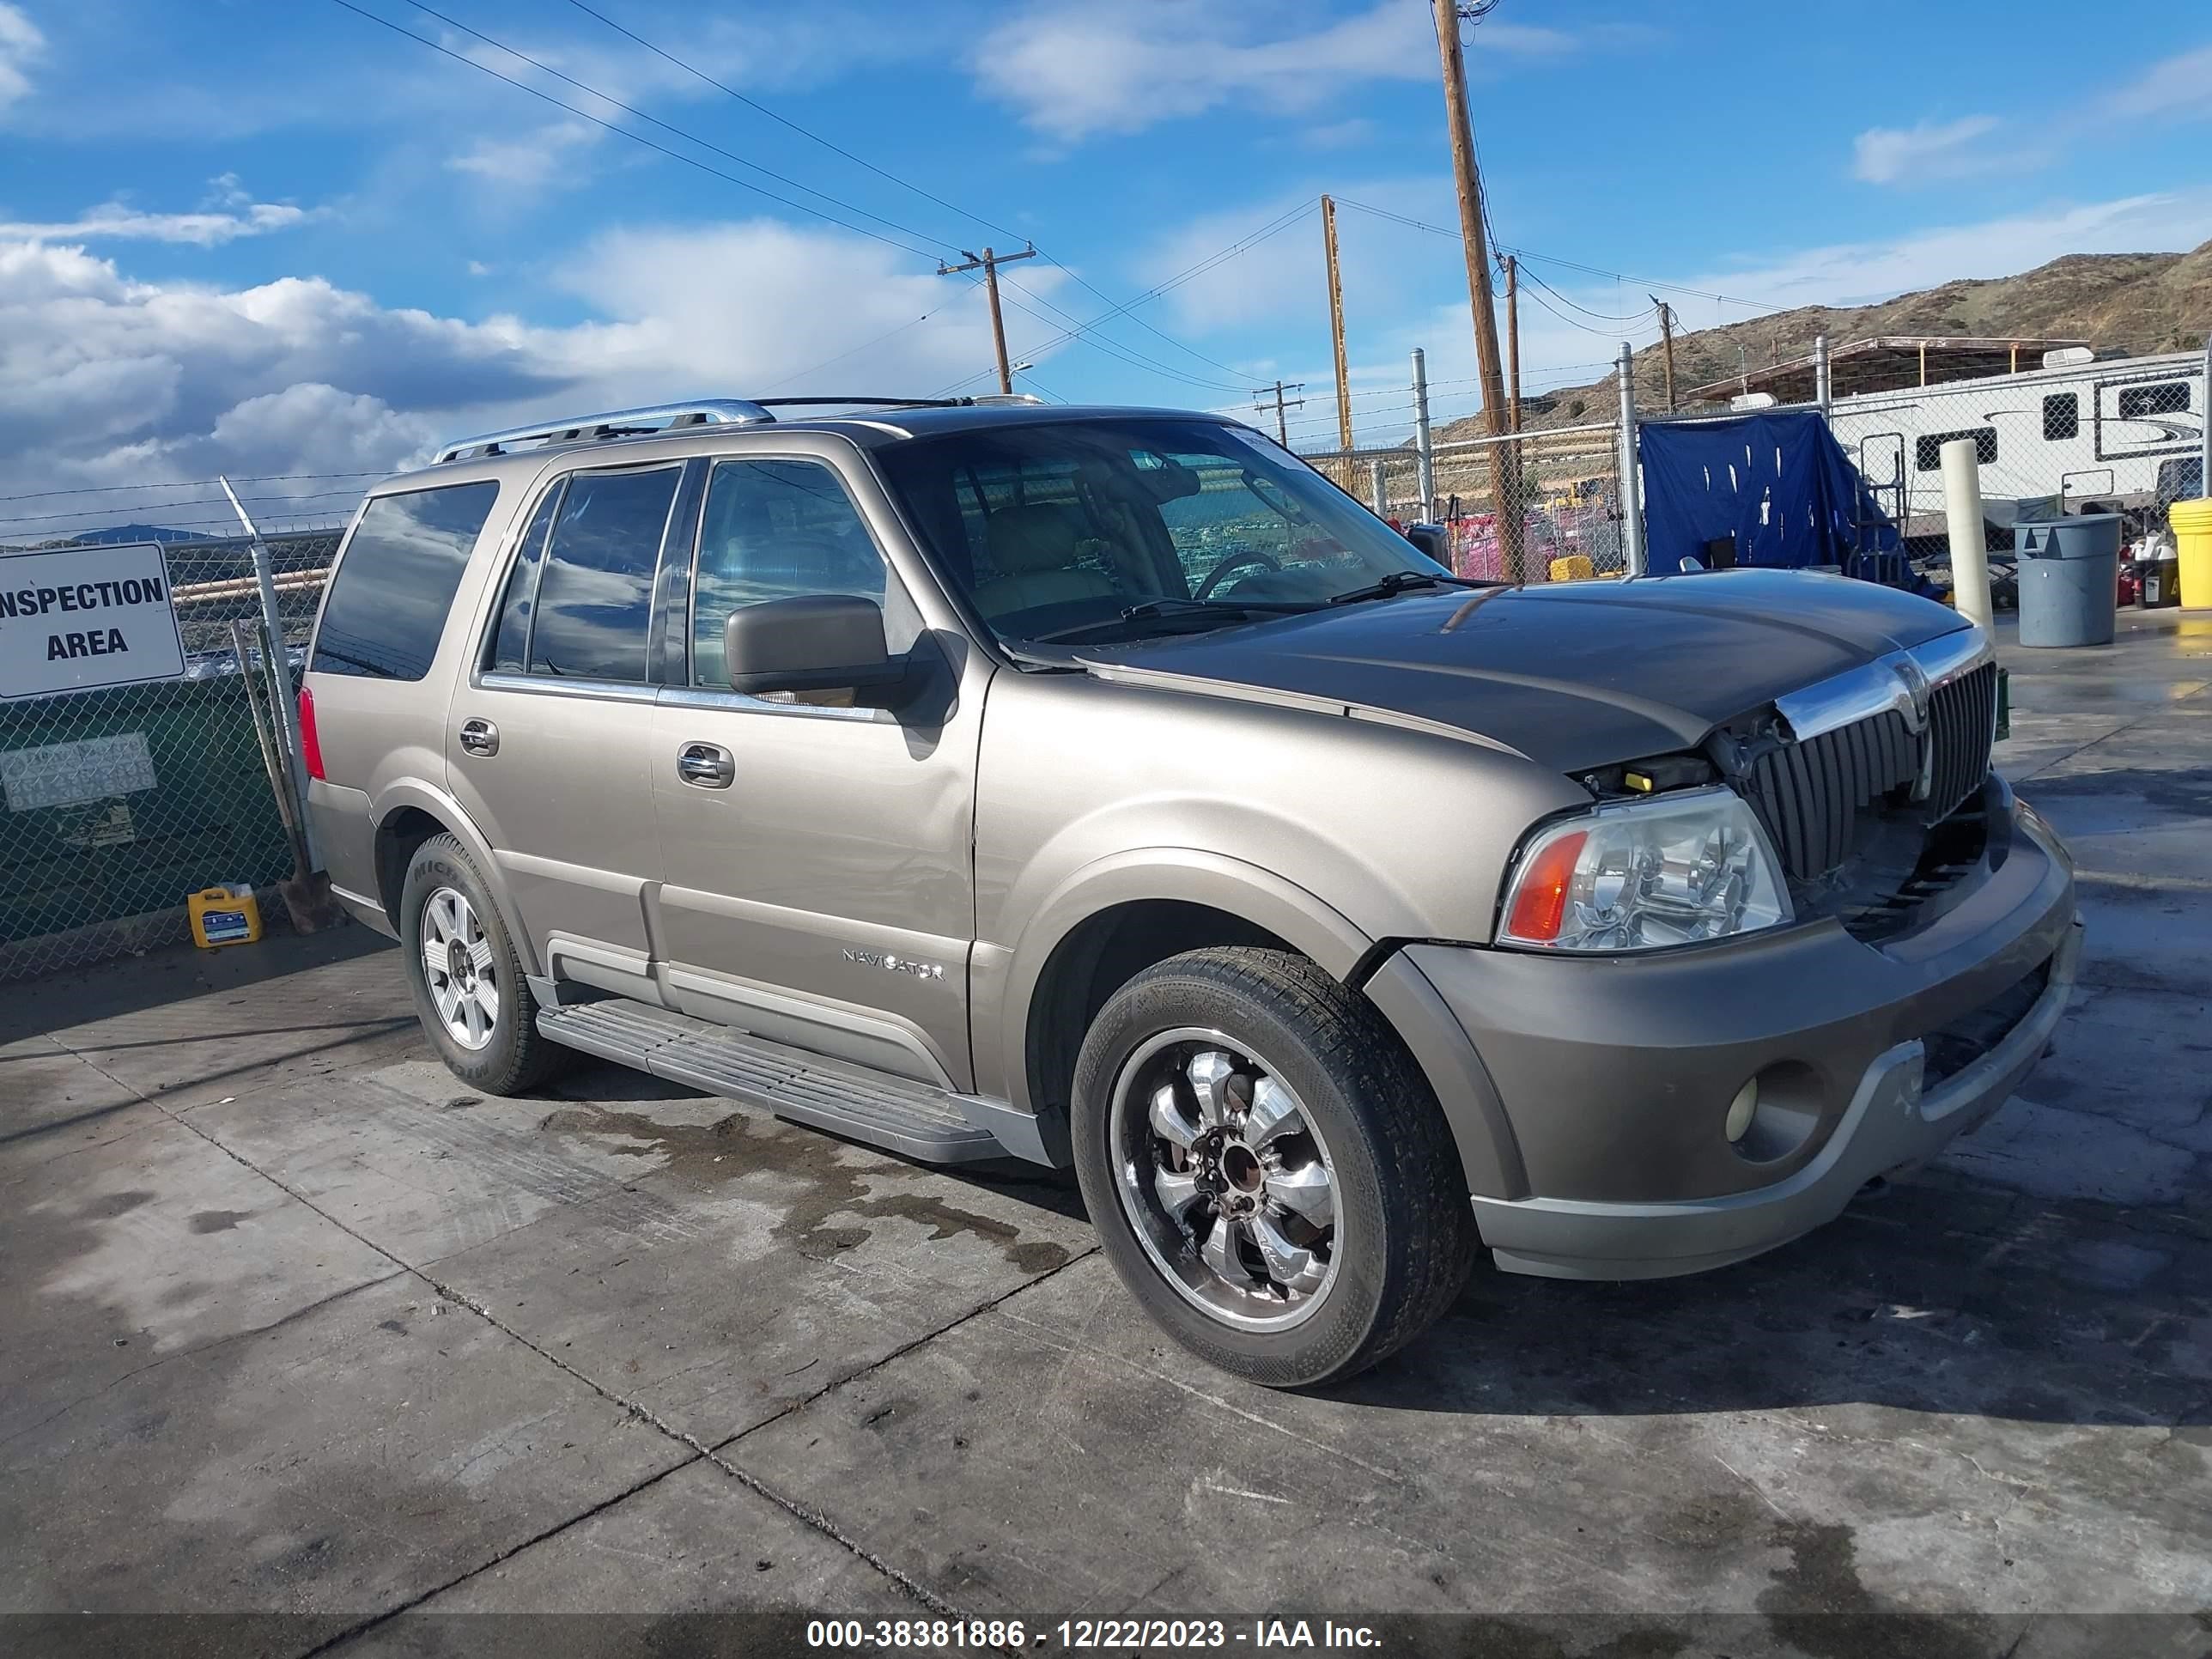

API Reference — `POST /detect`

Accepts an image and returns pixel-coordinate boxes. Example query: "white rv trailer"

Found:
[1821,349,2204,532]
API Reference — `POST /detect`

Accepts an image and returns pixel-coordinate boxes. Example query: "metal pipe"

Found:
[1940,437,1994,634]
[219,476,319,866]
[1411,348,1436,514]
[2202,335,2211,502]
[1616,343,1645,578]
[1369,459,1390,517]
[1815,333,1832,415]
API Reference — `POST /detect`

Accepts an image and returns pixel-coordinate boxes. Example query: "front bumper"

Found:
[1388,796,2079,1280]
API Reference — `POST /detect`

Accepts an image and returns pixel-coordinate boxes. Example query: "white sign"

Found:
[1,732,158,812]
[0,541,188,700]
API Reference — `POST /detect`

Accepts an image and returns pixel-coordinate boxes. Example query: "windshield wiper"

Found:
[1027,596,1315,644]
[1328,570,1490,606]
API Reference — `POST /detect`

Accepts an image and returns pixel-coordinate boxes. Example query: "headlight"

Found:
[1498,786,1792,951]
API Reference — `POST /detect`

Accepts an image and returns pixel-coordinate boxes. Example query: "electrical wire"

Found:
[325,0,945,260]
[0,471,387,507]
[556,0,1261,386]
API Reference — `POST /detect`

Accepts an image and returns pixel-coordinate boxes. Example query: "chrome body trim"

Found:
[435,400,775,465]
[1774,625,1992,742]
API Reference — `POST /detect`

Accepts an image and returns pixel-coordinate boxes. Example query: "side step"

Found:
[537,1000,1006,1164]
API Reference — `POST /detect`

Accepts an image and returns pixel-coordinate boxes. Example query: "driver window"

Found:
[690,459,900,688]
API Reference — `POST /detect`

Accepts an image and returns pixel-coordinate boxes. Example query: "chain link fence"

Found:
[0,530,337,980]
[1302,417,1633,583]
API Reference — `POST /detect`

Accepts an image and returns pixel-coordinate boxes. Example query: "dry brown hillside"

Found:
[1437,240,2212,440]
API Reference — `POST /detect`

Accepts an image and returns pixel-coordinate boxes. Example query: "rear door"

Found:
[445,459,694,1003]
[647,450,983,1088]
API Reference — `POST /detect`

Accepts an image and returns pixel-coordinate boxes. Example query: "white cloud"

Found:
[0,2,41,110]
[448,121,600,191]
[2112,45,2212,119]
[1850,115,2003,185]
[0,198,316,247]
[973,0,1583,141]
[0,222,1050,539]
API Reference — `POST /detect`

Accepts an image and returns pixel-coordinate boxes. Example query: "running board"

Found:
[536,999,1007,1164]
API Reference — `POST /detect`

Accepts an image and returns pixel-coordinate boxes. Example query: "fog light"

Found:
[1724,1079,1759,1142]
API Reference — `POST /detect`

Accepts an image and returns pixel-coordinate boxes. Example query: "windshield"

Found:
[872,416,1448,645]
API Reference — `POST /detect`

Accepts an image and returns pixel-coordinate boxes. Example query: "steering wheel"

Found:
[1194,549,1283,599]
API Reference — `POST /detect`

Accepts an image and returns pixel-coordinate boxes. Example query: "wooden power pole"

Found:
[1651,296,1677,413]
[1253,380,1306,445]
[1504,253,1522,434]
[1321,196,1354,453]
[938,244,1037,394]
[1431,1,1522,579]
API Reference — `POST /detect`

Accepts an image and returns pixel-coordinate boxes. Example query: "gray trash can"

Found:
[2016,513,2121,647]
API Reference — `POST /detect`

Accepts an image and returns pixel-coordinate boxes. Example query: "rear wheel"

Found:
[399,834,573,1095]
[1071,947,1477,1387]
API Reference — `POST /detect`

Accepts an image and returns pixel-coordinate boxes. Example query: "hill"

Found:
[1437,240,2212,440]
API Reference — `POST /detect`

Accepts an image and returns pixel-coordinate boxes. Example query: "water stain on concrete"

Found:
[536,1103,1074,1275]
[187,1210,251,1234]
[1759,1520,1994,1659]
[81,1189,155,1221]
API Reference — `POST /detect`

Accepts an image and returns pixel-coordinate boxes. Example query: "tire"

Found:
[1070,946,1478,1388]
[398,833,574,1095]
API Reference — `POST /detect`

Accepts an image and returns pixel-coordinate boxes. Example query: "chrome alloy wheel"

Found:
[1109,1028,1340,1332]
[420,886,499,1051]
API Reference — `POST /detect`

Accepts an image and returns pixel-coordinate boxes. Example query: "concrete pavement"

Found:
[3,608,2207,1656]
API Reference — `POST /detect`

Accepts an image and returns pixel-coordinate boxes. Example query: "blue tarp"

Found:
[1639,409,1921,588]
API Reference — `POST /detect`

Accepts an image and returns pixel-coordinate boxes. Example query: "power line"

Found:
[557,0,1258,387]
[0,471,386,507]
[1514,264,1656,325]
[325,0,945,260]
[1329,197,1789,318]
[398,2,958,258]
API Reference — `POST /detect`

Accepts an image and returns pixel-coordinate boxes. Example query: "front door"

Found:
[447,460,688,1002]
[647,453,983,1088]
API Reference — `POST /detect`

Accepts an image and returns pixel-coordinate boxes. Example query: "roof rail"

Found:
[434,399,775,465]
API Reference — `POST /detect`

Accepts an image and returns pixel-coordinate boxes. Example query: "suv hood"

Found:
[1078,569,1970,775]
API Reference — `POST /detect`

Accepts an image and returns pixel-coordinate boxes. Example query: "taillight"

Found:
[298,685,326,781]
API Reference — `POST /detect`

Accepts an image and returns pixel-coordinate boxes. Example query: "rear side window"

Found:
[528,466,681,682]
[311,482,501,679]
[2118,381,2191,420]
[486,483,562,673]
[1914,428,1996,471]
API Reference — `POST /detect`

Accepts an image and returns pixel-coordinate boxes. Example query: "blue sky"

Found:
[2,0,2209,536]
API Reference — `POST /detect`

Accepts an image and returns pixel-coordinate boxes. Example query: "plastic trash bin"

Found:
[2172,497,2212,609]
[2016,513,2122,647]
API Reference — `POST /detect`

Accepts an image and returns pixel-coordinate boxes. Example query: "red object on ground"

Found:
[298,686,325,781]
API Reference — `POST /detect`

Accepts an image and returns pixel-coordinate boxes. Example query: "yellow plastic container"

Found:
[188,884,264,950]
[2172,496,2212,610]
[1548,554,1596,583]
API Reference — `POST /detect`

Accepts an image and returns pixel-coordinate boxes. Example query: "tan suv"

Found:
[302,397,2080,1386]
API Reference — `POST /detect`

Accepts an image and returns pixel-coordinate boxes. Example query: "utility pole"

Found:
[1252,380,1306,445]
[1321,195,1354,453]
[1431,0,1522,580]
[1504,254,1522,434]
[1410,349,1436,513]
[937,244,1036,394]
[1651,296,1677,413]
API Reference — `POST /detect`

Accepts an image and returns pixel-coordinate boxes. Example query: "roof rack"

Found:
[751,394,1047,410]
[434,399,775,465]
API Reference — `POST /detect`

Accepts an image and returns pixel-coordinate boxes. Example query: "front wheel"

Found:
[1070,947,1477,1388]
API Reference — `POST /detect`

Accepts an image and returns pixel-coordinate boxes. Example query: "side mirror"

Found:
[725,594,905,696]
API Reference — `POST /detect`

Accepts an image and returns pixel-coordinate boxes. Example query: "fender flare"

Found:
[369,778,542,977]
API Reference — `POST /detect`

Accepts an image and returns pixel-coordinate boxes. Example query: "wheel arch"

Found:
[370,780,541,976]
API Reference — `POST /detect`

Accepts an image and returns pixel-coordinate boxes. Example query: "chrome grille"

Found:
[1747,659,1997,884]
[1746,709,1918,881]
[1923,660,1998,825]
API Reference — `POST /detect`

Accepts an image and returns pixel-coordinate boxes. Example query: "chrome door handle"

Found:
[677,741,734,787]
[459,718,499,757]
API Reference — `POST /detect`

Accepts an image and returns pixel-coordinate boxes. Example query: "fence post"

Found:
[1369,459,1389,516]
[1411,347,1436,515]
[2201,333,2210,501]
[1616,343,1645,578]
[1940,438,1994,632]
[218,477,319,870]
[1815,333,1832,416]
